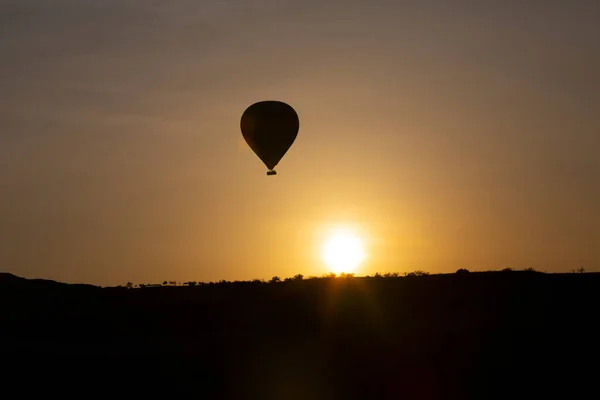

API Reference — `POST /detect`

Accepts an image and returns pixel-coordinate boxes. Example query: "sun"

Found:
[321,229,366,274]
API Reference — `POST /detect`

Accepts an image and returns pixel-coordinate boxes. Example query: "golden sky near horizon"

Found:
[1,1,599,286]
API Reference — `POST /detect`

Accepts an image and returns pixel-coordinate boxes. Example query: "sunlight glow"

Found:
[321,229,366,274]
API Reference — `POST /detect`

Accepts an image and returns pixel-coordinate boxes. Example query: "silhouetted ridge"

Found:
[0,270,597,399]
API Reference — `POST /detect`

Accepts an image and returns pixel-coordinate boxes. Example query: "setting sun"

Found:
[321,229,367,274]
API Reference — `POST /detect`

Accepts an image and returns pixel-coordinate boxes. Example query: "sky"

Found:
[1,0,599,286]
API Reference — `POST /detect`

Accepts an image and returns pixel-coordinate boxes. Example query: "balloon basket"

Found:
[267,170,277,176]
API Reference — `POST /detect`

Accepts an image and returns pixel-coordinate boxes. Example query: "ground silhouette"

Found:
[1,269,597,398]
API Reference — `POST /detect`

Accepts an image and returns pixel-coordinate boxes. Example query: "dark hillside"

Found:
[1,271,598,398]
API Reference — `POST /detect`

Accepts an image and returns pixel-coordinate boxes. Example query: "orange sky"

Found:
[1,1,599,286]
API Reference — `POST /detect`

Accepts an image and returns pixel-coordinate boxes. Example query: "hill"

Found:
[1,270,598,398]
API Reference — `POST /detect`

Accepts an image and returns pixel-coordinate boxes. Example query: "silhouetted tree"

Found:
[456,269,470,274]
[405,271,429,277]
[269,276,281,283]
[320,273,337,279]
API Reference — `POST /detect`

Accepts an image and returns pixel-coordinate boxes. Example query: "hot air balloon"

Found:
[240,100,299,176]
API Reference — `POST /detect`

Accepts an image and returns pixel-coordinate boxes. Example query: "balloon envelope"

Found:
[240,100,299,174]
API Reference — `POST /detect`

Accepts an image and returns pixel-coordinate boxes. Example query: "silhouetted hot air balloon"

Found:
[240,100,299,176]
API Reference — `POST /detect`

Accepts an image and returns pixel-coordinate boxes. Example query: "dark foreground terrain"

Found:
[1,270,598,398]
